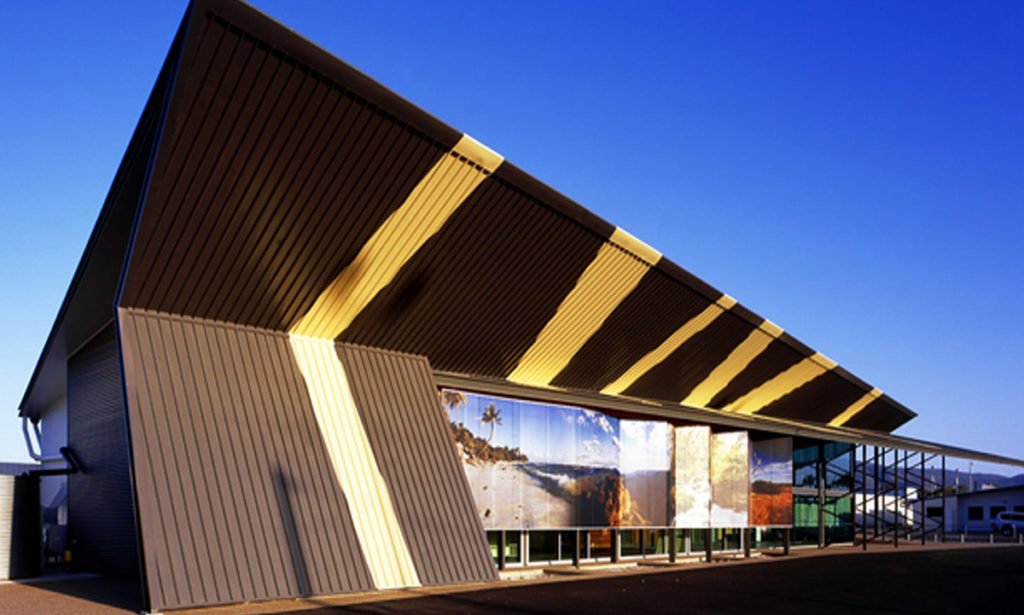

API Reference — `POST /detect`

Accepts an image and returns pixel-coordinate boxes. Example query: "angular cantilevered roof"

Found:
[23,0,915,433]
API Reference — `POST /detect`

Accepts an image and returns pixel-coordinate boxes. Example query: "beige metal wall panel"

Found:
[337,344,498,586]
[288,336,420,590]
[118,309,375,611]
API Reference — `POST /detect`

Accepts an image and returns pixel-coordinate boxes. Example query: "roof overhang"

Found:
[433,371,1024,468]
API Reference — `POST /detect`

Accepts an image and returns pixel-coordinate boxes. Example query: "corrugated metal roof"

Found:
[23,0,919,434]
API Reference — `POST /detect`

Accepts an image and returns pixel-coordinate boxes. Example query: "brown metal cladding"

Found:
[106,0,916,434]
[843,395,913,432]
[336,344,497,586]
[550,269,717,391]
[67,326,140,578]
[755,370,868,423]
[706,339,809,409]
[338,177,607,378]
[119,6,450,330]
[118,309,374,612]
[623,313,759,403]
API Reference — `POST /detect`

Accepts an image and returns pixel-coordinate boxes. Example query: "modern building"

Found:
[953,486,1024,534]
[12,0,1024,612]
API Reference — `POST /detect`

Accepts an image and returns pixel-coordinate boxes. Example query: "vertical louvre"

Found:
[67,326,139,578]
[118,309,374,611]
[337,344,497,586]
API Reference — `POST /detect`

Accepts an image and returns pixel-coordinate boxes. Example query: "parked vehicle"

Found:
[990,511,1024,536]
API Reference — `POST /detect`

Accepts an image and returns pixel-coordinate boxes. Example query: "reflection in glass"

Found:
[528,530,559,563]
[589,529,613,559]
[620,529,643,557]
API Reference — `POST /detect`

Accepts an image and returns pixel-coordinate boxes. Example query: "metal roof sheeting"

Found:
[101,0,915,431]
[23,0,920,431]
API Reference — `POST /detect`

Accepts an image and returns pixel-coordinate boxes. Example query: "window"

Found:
[620,529,643,557]
[990,506,1006,519]
[967,506,983,521]
[528,530,559,563]
[926,507,944,518]
[487,530,522,564]
[589,529,613,559]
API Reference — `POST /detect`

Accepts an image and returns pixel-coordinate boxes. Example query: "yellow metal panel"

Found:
[288,335,420,590]
[601,303,725,396]
[760,319,784,339]
[716,294,737,310]
[723,352,833,415]
[290,134,503,338]
[829,388,883,426]
[682,329,775,407]
[609,227,661,265]
[507,239,650,386]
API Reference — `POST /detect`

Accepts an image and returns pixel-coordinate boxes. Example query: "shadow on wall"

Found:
[273,464,312,597]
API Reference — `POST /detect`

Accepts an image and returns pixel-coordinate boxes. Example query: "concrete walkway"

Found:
[1,543,1021,614]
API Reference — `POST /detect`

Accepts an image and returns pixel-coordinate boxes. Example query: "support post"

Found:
[941,456,947,543]
[705,529,713,563]
[920,451,926,545]
[905,448,913,540]
[611,528,619,563]
[817,442,826,548]
[894,449,899,548]
[684,528,691,556]
[783,527,791,555]
[862,445,868,550]
[498,530,506,571]
[873,447,880,541]
[744,528,751,558]
[669,529,677,563]
[573,530,581,568]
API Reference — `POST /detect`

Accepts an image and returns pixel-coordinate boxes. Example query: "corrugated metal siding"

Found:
[843,395,910,432]
[624,313,758,402]
[707,339,808,409]
[119,308,376,611]
[120,8,451,329]
[337,344,497,586]
[756,371,868,422]
[340,177,607,378]
[113,0,911,445]
[67,326,139,578]
[550,269,717,391]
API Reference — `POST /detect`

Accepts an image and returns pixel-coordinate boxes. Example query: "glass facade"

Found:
[792,441,854,546]
[464,394,861,566]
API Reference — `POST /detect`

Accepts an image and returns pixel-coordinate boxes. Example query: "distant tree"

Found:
[441,389,467,410]
[481,404,502,444]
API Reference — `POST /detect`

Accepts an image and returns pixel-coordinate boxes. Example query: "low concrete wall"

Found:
[0,474,40,580]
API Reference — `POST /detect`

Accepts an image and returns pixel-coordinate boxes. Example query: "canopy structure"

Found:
[22,0,916,434]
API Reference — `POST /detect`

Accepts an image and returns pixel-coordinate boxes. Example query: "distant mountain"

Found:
[853,466,1024,493]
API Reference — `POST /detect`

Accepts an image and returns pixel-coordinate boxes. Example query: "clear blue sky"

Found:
[1,1,1021,474]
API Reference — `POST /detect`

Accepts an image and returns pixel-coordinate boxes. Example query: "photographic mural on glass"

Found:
[710,431,750,528]
[749,437,794,527]
[672,426,711,527]
[620,420,672,526]
[441,390,672,528]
